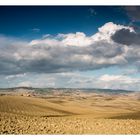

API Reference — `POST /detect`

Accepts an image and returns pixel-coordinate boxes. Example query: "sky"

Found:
[0,6,140,91]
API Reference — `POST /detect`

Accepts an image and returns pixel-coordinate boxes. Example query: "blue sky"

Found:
[0,6,140,90]
[0,6,130,38]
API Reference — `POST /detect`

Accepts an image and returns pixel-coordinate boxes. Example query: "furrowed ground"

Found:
[0,93,140,134]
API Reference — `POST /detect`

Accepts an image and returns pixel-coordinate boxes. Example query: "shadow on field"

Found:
[41,114,72,118]
[108,112,140,120]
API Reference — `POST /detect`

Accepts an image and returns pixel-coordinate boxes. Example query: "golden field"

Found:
[0,91,140,134]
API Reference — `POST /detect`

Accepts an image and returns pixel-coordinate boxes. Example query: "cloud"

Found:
[31,28,40,32]
[63,73,140,91]
[88,8,97,16]
[98,74,140,90]
[1,71,139,91]
[0,22,139,75]
[57,32,93,47]
[122,68,138,75]
[17,81,32,87]
[111,28,140,45]
[99,74,139,84]
[5,73,26,80]
[125,6,140,21]
[17,80,55,88]
[111,28,140,71]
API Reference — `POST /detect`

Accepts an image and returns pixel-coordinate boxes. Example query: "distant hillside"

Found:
[0,87,134,95]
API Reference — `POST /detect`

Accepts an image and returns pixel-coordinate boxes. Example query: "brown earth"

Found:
[0,94,140,134]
